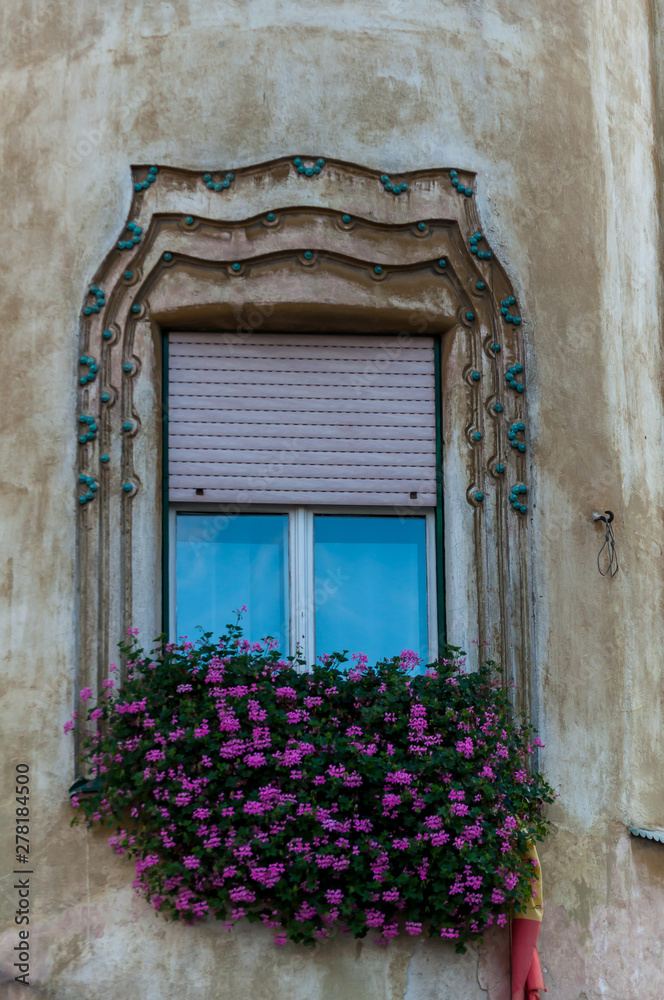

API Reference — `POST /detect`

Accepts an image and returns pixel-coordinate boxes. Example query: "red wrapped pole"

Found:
[511,841,545,1000]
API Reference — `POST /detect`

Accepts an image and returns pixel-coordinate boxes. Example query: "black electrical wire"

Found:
[596,511,619,578]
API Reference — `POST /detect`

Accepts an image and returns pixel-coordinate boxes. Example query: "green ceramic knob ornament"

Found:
[101,454,109,463]
[232,262,241,272]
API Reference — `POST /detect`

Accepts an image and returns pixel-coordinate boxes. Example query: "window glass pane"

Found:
[314,515,428,669]
[176,513,289,649]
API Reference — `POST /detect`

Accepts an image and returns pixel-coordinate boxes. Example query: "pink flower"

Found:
[79,687,93,703]
[455,737,474,758]
[183,856,201,870]
[398,649,420,672]
[63,711,78,734]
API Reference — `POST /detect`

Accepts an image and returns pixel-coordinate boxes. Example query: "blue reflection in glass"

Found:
[176,513,289,648]
[314,515,428,669]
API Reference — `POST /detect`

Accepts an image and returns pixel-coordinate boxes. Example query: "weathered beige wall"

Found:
[1,1,664,997]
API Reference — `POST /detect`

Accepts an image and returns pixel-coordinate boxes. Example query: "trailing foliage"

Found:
[68,622,553,950]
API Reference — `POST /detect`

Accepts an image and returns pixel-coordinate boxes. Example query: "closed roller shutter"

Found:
[168,332,437,506]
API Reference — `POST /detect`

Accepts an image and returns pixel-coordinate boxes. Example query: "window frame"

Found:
[168,503,439,667]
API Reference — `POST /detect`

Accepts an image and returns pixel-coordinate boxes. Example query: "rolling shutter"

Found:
[168,332,436,506]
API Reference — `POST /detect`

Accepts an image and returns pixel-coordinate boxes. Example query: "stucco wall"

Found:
[1,1,664,998]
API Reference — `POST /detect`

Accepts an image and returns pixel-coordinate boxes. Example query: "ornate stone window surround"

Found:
[75,157,530,741]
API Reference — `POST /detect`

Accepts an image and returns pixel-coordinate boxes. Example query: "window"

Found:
[167,331,440,671]
[171,508,437,666]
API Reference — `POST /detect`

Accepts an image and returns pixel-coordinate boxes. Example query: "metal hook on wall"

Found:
[592,510,619,578]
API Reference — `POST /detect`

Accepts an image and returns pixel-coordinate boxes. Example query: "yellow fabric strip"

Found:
[518,840,543,923]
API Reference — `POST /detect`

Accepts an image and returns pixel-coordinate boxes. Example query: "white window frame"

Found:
[169,505,438,667]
